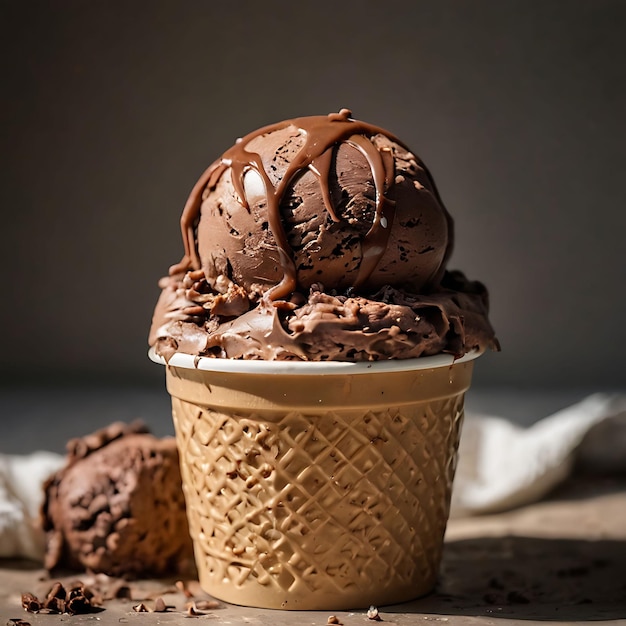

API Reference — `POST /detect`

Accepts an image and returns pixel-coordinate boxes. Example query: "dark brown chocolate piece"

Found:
[21,582,100,615]
[20,594,41,613]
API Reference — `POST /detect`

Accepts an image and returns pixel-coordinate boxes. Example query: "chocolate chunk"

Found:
[20,594,41,613]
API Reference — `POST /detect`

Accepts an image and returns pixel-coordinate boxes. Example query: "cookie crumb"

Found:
[185,602,204,616]
[20,594,41,613]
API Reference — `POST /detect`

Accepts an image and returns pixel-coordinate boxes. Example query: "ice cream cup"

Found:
[149,348,481,610]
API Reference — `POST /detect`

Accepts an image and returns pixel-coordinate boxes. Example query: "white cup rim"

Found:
[148,347,481,376]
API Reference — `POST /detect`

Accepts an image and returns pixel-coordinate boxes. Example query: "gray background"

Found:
[2,0,625,398]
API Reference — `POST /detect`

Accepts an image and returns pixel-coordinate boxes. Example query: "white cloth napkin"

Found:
[1,393,624,559]
[0,451,63,560]
[451,393,626,515]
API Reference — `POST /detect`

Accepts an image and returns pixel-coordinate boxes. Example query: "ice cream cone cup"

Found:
[150,349,480,610]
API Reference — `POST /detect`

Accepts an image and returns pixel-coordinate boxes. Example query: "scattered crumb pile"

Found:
[18,576,219,618]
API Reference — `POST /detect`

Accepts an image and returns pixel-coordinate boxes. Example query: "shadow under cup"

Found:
[150,350,480,610]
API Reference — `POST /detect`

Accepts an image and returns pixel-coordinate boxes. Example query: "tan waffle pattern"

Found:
[171,392,465,610]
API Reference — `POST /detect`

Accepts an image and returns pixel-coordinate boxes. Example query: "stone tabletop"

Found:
[2,475,625,625]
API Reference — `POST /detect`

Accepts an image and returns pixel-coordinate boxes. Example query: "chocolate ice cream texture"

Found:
[41,422,194,577]
[150,108,498,361]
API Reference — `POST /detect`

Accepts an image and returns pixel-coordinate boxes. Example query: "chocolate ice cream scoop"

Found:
[174,108,452,299]
[150,109,498,361]
[41,422,194,578]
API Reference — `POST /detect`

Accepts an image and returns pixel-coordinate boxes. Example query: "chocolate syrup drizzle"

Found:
[173,109,426,300]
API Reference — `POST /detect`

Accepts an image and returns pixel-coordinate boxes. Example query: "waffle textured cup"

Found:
[150,349,480,610]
